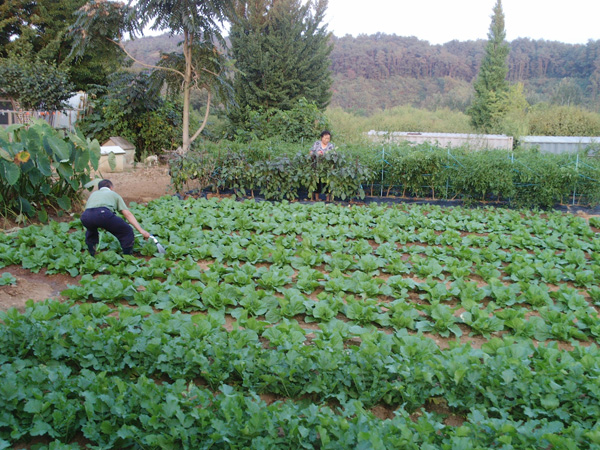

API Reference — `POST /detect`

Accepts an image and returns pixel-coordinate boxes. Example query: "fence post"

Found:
[510,152,514,205]
[381,146,385,197]
[446,148,450,199]
[573,153,579,205]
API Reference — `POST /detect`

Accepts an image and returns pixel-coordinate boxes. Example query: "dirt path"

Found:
[89,165,173,205]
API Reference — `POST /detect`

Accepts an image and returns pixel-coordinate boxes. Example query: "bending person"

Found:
[81,179,150,256]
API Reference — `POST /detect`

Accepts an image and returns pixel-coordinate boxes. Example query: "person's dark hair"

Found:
[320,130,331,139]
[98,179,113,190]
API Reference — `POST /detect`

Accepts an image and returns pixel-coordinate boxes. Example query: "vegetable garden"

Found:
[1,197,600,449]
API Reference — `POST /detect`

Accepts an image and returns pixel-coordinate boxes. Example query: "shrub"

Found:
[385,145,448,198]
[228,98,330,144]
[0,58,74,110]
[511,152,577,208]
[449,150,516,202]
[528,104,600,137]
[169,140,600,208]
[169,151,217,194]
[576,156,600,206]
[77,72,182,159]
[169,148,371,201]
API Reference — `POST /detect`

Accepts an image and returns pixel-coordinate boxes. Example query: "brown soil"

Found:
[0,266,75,313]
[90,164,173,205]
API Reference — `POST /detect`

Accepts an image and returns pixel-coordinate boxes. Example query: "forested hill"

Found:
[124,33,600,113]
[329,34,600,113]
[331,34,600,82]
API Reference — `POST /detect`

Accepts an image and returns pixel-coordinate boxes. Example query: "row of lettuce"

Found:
[170,139,600,208]
[2,199,600,343]
[1,301,599,449]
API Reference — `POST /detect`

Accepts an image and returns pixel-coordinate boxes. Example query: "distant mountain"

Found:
[124,33,600,113]
[123,33,181,67]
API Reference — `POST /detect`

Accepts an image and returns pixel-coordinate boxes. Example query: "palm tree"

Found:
[69,0,234,153]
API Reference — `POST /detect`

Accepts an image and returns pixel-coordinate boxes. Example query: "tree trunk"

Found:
[181,30,192,154]
[189,91,212,144]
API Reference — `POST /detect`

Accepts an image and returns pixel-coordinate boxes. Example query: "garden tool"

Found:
[149,234,167,254]
[134,233,167,254]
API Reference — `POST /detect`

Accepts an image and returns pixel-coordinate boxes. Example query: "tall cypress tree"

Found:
[468,0,510,132]
[228,0,332,126]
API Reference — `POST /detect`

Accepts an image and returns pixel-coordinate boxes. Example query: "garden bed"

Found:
[2,196,600,448]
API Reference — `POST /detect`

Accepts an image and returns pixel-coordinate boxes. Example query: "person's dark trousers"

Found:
[80,207,135,256]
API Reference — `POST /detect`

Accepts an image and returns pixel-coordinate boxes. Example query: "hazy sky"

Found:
[325,0,600,44]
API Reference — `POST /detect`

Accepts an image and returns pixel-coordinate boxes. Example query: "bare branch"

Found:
[107,37,185,79]
[201,66,220,77]
[189,90,212,144]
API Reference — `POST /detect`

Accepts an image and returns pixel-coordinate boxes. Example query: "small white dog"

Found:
[145,155,158,166]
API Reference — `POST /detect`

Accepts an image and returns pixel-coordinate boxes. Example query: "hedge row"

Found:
[170,150,369,202]
[170,141,600,208]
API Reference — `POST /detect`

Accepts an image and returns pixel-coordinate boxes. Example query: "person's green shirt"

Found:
[85,187,128,212]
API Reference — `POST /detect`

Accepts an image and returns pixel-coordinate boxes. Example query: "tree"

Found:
[69,0,233,154]
[0,58,74,110]
[228,0,333,132]
[0,0,37,56]
[494,82,530,140]
[551,78,584,106]
[77,71,183,156]
[467,0,510,133]
[0,0,125,89]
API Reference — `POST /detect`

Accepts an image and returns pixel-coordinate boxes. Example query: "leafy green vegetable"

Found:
[0,272,16,286]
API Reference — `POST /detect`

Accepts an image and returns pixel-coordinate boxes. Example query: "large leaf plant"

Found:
[0,120,100,222]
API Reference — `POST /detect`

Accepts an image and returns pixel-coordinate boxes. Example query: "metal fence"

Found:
[374,144,600,206]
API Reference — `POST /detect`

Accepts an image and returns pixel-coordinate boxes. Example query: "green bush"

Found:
[0,58,74,110]
[0,120,100,222]
[510,152,577,208]
[170,148,371,201]
[218,151,259,197]
[169,151,218,194]
[228,98,330,144]
[385,145,448,198]
[450,150,516,202]
[77,72,182,158]
[253,155,303,200]
[528,104,600,137]
[303,151,370,201]
[576,156,600,206]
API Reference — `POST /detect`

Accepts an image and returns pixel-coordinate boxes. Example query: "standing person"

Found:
[310,130,335,156]
[309,130,335,200]
[81,179,150,256]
